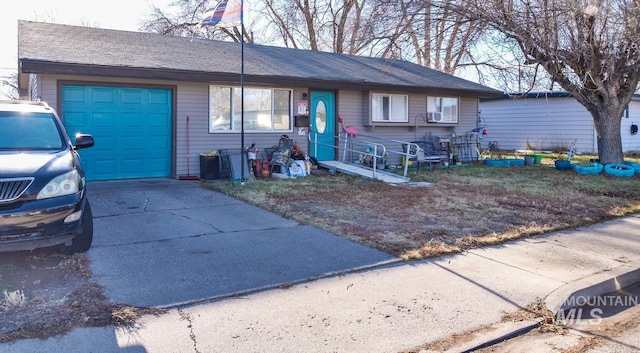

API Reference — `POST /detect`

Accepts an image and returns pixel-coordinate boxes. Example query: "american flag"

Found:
[198,0,242,28]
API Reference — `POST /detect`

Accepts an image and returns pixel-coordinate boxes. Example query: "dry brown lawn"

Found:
[208,163,640,261]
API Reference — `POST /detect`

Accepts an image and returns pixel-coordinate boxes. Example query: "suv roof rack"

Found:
[0,100,52,111]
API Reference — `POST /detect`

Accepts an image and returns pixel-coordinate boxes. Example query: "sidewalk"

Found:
[2,215,639,353]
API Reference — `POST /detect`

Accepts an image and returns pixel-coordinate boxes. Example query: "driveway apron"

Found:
[86,179,395,308]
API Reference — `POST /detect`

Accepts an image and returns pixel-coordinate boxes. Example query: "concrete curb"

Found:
[545,259,640,312]
[448,259,640,352]
[157,258,404,310]
[447,321,540,353]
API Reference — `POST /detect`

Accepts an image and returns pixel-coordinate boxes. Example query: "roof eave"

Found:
[20,59,503,98]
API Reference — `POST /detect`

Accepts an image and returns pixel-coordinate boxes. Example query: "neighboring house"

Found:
[480,92,640,154]
[18,20,501,181]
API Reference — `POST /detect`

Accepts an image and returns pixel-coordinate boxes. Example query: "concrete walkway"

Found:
[1,179,638,353]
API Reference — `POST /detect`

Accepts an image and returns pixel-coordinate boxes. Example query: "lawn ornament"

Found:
[338,114,358,138]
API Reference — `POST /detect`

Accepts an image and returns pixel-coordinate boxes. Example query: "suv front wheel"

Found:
[65,201,94,254]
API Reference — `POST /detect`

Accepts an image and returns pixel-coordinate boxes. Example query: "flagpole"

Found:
[198,0,245,182]
[240,0,245,184]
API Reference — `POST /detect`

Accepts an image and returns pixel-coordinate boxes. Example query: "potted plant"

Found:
[554,141,576,171]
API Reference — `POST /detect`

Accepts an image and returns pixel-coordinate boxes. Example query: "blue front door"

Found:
[310,91,335,161]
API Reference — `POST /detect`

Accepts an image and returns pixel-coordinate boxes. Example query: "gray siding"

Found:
[37,73,486,178]
[480,97,596,153]
[177,85,309,178]
[622,101,640,152]
[338,91,481,165]
[480,96,640,154]
[38,75,56,108]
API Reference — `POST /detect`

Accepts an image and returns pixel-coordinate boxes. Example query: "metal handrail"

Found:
[309,131,419,178]
[309,132,388,179]
[337,132,420,177]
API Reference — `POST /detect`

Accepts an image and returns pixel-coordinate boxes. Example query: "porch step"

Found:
[318,161,410,183]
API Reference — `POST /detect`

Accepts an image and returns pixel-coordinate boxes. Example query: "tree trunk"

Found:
[592,106,624,164]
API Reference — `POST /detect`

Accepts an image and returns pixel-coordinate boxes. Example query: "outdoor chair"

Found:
[402,139,449,170]
[268,135,294,175]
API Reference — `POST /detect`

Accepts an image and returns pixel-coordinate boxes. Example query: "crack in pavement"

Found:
[143,195,150,212]
[178,308,201,353]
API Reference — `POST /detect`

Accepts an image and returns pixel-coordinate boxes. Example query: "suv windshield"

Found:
[0,112,64,150]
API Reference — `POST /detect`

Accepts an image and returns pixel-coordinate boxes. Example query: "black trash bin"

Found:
[199,154,220,180]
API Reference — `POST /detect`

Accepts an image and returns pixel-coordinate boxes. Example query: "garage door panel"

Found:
[121,138,145,151]
[122,113,145,127]
[148,90,171,105]
[148,158,170,172]
[121,89,144,105]
[92,88,117,104]
[92,112,118,127]
[63,87,86,102]
[91,136,115,151]
[149,113,171,127]
[92,160,118,178]
[121,159,145,173]
[62,84,172,181]
[147,136,170,150]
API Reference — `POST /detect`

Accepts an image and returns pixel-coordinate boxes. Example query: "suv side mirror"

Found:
[74,134,95,149]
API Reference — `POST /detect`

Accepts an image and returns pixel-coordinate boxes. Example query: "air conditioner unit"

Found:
[427,112,442,122]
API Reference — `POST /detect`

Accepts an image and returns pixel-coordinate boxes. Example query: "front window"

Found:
[427,96,459,123]
[372,93,408,122]
[209,86,293,132]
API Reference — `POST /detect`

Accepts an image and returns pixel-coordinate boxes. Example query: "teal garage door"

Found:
[62,85,173,181]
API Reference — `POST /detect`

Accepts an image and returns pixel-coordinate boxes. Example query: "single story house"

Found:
[479,92,640,154]
[18,20,501,181]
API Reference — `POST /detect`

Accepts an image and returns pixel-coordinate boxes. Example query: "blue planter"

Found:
[505,158,525,166]
[574,162,603,175]
[484,159,510,167]
[604,163,635,178]
[554,160,572,171]
[624,161,640,174]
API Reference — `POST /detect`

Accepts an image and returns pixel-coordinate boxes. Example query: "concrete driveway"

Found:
[86,178,396,308]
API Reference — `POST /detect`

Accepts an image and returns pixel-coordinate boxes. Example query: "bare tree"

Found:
[400,0,487,74]
[141,0,254,43]
[257,0,489,75]
[456,0,640,163]
[258,0,380,54]
[1,73,19,100]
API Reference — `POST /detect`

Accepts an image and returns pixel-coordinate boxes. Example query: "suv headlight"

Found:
[37,170,80,199]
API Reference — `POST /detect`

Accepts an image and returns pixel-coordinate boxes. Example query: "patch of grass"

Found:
[207,164,640,260]
[2,290,26,309]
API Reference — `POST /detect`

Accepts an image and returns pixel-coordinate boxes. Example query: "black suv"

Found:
[0,100,94,254]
